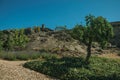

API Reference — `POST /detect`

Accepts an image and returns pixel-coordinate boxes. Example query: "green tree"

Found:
[14,29,29,48]
[72,15,114,62]
[4,34,14,51]
[70,24,85,41]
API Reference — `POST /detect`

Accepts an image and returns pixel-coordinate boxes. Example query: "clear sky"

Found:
[0,0,120,30]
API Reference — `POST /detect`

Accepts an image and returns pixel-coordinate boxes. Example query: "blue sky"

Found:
[0,0,120,30]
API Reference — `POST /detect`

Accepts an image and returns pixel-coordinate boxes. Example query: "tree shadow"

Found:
[24,56,120,80]
[39,57,90,78]
[46,56,89,68]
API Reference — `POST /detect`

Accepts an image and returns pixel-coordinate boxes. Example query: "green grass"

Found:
[23,56,120,80]
[0,51,58,61]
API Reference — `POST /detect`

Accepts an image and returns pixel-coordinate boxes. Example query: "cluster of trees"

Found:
[0,29,29,51]
[71,15,114,62]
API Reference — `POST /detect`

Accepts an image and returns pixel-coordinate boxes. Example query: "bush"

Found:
[24,56,120,80]
[0,52,58,61]
[0,52,16,60]
[16,53,30,60]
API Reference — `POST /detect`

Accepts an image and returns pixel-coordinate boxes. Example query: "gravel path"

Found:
[0,60,57,80]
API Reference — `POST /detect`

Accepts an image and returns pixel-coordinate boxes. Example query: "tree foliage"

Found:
[85,15,114,48]
[4,34,14,51]
[14,29,29,48]
[71,15,114,62]
[0,29,29,51]
[70,24,85,42]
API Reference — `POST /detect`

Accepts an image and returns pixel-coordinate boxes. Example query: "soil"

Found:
[0,60,57,80]
[98,53,120,59]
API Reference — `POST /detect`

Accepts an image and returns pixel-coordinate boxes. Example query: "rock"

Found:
[53,31,73,42]
[32,47,40,51]
[40,38,47,43]
[36,37,40,40]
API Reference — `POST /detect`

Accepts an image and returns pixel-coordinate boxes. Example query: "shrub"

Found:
[1,52,16,60]
[40,53,59,60]
[0,52,59,61]
[16,53,30,60]
[24,56,120,80]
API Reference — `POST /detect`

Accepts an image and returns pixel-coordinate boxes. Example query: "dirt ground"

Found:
[98,53,120,59]
[0,60,57,80]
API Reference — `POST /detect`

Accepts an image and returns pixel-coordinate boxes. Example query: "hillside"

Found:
[0,21,120,80]
[25,30,87,56]
[0,25,120,56]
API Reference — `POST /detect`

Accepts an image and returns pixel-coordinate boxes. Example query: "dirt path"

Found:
[98,53,120,59]
[0,60,56,80]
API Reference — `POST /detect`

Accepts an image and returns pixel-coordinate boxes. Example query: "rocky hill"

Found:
[1,24,120,56]
[25,31,87,56]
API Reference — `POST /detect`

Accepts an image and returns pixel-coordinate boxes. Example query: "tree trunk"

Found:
[85,41,92,62]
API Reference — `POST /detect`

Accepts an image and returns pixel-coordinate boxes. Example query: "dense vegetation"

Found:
[0,29,29,51]
[70,15,114,62]
[24,56,120,80]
